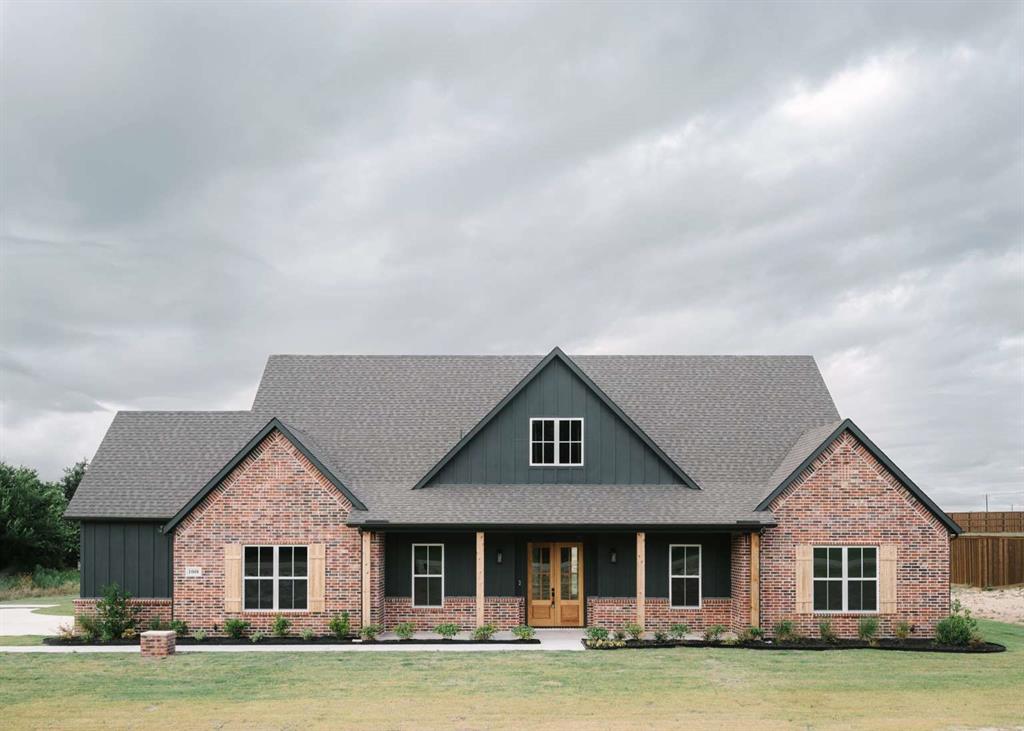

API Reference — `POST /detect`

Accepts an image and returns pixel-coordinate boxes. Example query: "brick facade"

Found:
[74,598,172,631]
[586,596,732,632]
[729,533,752,633]
[140,630,176,657]
[171,430,364,635]
[383,596,525,630]
[760,430,950,638]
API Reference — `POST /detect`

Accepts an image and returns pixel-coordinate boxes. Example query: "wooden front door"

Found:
[527,542,584,627]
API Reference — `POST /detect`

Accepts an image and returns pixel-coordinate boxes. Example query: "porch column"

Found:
[636,531,646,629]
[750,532,761,629]
[361,531,372,627]
[476,531,485,627]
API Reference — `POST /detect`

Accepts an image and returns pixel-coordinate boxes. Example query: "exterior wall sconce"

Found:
[610,548,617,564]
[496,549,503,564]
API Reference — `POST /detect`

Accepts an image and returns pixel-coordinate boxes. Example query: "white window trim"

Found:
[528,417,585,467]
[812,545,879,614]
[669,543,702,609]
[242,545,309,612]
[411,543,445,608]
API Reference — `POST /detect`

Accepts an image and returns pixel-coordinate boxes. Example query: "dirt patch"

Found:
[953,584,1024,625]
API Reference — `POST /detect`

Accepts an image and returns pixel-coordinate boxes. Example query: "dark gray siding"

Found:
[429,358,683,485]
[384,534,478,596]
[645,533,731,598]
[80,522,172,598]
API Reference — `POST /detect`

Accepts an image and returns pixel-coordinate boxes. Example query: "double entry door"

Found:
[527,542,584,627]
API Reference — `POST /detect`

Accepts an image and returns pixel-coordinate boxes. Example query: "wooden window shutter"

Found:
[224,544,242,612]
[795,545,813,614]
[309,543,326,612]
[879,544,897,614]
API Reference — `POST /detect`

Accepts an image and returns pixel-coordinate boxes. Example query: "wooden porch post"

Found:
[361,531,372,627]
[476,531,485,627]
[636,531,646,629]
[750,532,761,629]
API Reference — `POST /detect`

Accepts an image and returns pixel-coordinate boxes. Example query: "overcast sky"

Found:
[1,1,1021,510]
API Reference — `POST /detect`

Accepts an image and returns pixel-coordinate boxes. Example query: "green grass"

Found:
[0,636,46,646]
[0,594,76,616]
[0,619,1020,730]
[0,569,78,602]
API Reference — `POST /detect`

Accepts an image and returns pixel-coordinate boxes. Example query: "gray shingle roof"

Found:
[68,353,842,525]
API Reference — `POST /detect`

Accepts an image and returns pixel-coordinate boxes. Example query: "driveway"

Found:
[0,604,73,636]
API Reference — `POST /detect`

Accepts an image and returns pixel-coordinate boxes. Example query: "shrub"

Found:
[472,624,497,641]
[77,614,100,641]
[328,612,351,639]
[250,631,265,644]
[668,623,689,640]
[271,614,291,638]
[738,626,764,643]
[57,622,76,641]
[623,622,644,640]
[223,618,249,639]
[394,622,416,640]
[300,628,314,641]
[585,626,609,642]
[857,617,879,644]
[773,619,798,643]
[512,625,536,640]
[170,619,189,638]
[935,599,978,646]
[434,623,460,640]
[147,616,167,631]
[192,629,207,642]
[96,583,139,642]
[585,638,626,649]
[894,620,914,641]
[360,624,383,641]
[818,619,838,643]
[653,630,668,642]
[703,624,726,643]
[613,629,627,641]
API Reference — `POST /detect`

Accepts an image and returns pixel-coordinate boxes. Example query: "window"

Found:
[530,418,583,466]
[813,546,877,612]
[669,544,701,608]
[243,546,307,611]
[412,544,444,607]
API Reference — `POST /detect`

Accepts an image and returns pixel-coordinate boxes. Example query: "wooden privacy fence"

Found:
[950,535,1024,587]
[948,511,1024,533]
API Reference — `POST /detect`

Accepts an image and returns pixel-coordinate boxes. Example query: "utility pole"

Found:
[985,494,989,512]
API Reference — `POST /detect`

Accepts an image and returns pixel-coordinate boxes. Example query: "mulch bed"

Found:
[582,638,1005,653]
[44,636,540,647]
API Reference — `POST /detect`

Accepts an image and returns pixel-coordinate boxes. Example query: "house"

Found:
[65,348,960,638]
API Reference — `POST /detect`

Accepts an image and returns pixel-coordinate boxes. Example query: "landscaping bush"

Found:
[586,638,626,649]
[703,624,726,643]
[192,629,207,642]
[147,616,167,631]
[512,625,536,641]
[394,622,416,640]
[623,622,644,640]
[935,600,978,646]
[653,630,668,642]
[738,626,764,642]
[300,628,314,641]
[170,619,189,638]
[613,629,627,641]
[271,614,291,637]
[57,622,76,641]
[894,620,914,640]
[250,631,265,644]
[360,624,383,641]
[95,583,139,641]
[668,623,689,640]
[585,626,609,642]
[472,624,497,641]
[773,619,798,642]
[77,614,100,641]
[434,623,460,640]
[857,617,879,644]
[328,612,350,639]
[818,619,838,643]
[223,618,249,639]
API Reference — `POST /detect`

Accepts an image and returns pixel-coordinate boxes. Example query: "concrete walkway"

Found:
[0,629,586,653]
[0,604,73,636]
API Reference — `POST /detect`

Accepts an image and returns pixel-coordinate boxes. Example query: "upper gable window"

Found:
[530,418,583,466]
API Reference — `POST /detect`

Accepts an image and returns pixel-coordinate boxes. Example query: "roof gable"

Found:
[415,347,699,489]
[756,419,961,534]
[163,417,366,531]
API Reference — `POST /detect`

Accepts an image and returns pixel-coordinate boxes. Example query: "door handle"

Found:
[550,587,555,605]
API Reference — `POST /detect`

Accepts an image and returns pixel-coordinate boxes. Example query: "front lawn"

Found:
[0,620,1020,730]
[0,594,76,616]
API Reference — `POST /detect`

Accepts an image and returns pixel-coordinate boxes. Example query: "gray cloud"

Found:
[1,1,1021,510]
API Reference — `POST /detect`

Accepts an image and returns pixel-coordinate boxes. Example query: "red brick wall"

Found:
[383,596,524,631]
[369,533,385,626]
[74,598,172,632]
[586,597,732,632]
[761,430,951,638]
[730,533,752,633]
[171,430,364,635]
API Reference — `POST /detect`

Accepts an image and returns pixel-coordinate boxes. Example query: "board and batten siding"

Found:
[80,521,173,598]
[429,357,683,485]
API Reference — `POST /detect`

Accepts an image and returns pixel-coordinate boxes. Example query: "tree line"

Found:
[0,460,86,571]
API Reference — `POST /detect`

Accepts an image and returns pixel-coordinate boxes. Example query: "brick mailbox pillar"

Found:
[140,630,176,658]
